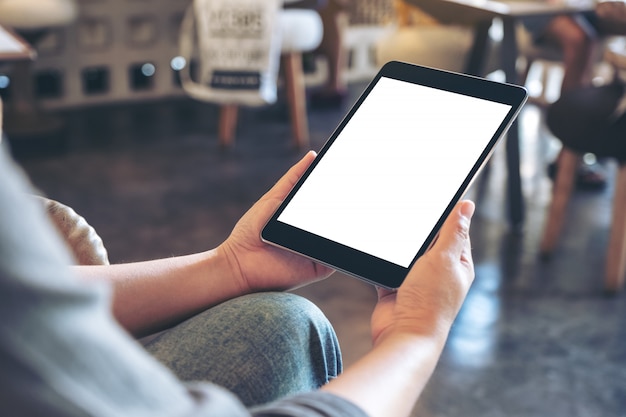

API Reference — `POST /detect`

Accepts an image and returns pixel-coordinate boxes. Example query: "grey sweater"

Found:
[0,147,367,417]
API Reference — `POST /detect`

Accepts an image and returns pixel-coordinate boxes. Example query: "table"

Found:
[1,23,70,140]
[1,24,34,136]
[404,0,595,227]
[0,24,35,61]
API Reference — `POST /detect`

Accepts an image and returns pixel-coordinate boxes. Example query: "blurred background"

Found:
[1,0,625,415]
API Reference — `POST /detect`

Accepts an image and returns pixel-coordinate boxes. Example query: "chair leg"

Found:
[540,149,581,256]
[281,52,309,149]
[518,56,535,87]
[218,54,309,148]
[605,164,626,292]
[218,104,239,148]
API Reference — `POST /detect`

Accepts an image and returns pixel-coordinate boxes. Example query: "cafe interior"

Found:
[0,0,625,415]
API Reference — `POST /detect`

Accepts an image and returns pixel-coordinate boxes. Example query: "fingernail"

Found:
[460,200,475,220]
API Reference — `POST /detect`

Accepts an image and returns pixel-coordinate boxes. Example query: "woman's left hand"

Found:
[220,151,334,293]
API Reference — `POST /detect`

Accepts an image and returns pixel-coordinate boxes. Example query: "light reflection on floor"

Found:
[447,264,502,369]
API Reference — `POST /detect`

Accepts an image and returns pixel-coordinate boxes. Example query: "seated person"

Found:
[525,12,608,190]
[0,93,476,416]
[286,0,351,107]
[312,0,350,106]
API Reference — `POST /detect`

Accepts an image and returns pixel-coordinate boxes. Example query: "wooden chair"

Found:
[541,79,626,292]
[218,8,323,149]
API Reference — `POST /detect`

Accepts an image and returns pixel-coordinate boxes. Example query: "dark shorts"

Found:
[523,11,600,44]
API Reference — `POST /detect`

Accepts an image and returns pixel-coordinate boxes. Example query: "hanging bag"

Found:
[179,0,283,106]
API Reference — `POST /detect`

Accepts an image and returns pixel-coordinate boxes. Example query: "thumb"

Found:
[265,151,317,201]
[431,200,475,258]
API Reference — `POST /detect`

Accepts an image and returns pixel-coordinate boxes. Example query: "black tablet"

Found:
[262,61,528,289]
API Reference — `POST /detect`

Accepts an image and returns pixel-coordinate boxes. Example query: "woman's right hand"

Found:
[370,200,476,347]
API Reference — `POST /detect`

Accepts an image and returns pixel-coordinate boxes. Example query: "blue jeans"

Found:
[144,292,342,406]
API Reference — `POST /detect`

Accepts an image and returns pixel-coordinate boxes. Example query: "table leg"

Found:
[464,21,492,76]
[465,18,525,228]
[505,119,524,228]
[501,18,525,228]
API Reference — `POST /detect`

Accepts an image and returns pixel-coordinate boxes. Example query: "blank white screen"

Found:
[278,77,511,267]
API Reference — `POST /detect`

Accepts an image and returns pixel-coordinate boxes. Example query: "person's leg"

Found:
[318,0,349,95]
[542,15,598,92]
[310,0,350,107]
[143,292,342,407]
[541,15,606,189]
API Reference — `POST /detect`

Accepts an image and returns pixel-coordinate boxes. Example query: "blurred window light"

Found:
[583,153,597,165]
[141,63,156,77]
[0,75,10,89]
[170,56,186,71]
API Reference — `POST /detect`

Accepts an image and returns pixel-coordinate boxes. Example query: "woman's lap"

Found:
[143,292,342,407]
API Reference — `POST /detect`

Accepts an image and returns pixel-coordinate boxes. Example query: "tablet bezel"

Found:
[261,61,528,289]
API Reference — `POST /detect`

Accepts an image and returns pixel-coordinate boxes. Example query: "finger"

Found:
[375,288,398,310]
[431,200,475,258]
[265,151,317,200]
[376,286,397,300]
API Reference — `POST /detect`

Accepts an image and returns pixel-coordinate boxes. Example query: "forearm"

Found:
[72,246,249,337]
[322,333,447,417]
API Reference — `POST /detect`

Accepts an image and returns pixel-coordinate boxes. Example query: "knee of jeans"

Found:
[248,292,323,322]
[237,293,331,338]
[233,292,316,321]
[238,292,343,379]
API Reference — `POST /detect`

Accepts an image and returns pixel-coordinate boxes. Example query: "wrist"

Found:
[213,242,251,295]
[371,331,448,382]
[373,320,451,351]
[323,331,447,417]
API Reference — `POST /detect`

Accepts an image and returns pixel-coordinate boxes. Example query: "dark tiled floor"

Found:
[8,84,626,416]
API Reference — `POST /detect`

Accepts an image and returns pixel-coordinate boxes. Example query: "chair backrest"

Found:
[178,0,283,106]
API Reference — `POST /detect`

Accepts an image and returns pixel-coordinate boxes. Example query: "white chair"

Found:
[221,8,322,149]
[183,5,322,149]
[376,24,479,73]
[374,3,499,76]
[0,0,77,136]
